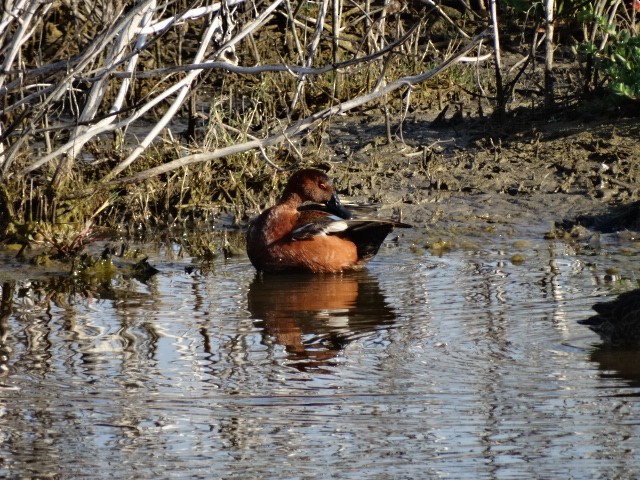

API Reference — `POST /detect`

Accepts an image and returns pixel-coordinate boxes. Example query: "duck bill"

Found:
[327,193,352,219]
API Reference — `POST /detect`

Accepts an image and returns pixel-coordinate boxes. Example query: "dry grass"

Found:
[2,0,625,261]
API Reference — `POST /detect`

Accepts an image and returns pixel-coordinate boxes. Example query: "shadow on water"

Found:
[247,272,396,372]
[579,288,640,393]
[588,347,640,392]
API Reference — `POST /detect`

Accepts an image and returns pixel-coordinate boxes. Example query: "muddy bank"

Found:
[1,111,639,281]
[315,113,639,232]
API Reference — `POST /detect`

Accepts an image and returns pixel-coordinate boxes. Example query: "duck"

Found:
[578,289,640,346]
[246,168,410,273]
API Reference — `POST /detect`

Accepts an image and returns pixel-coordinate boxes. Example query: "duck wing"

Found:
[290,210,350,240]
[292,215,410,261]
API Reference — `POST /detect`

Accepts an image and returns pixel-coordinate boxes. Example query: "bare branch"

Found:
[15,21,420,179]
[87,22,420,82]
[102,32,490,188]
[418,0,471,40]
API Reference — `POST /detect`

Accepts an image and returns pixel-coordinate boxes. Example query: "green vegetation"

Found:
[585,29,640,98]
[577,0,640,98]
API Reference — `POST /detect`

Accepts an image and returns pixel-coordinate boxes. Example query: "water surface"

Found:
[1,196,639,478]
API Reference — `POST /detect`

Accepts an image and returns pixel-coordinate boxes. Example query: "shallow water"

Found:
[1,197,640,479]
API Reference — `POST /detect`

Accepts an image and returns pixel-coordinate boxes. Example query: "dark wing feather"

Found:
[291,204,412,259]
[290,210,349,240]
[339,220,395,260]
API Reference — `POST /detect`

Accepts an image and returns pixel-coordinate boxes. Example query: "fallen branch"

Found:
[83,22,420,82]
[16,21,420,178]
[102,31,490,189]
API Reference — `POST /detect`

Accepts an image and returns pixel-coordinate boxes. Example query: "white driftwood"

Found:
[3,0,487,194]
[105,32,490,188]
[17,19,419,178]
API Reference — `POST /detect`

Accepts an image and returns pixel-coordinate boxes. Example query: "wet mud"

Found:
[1,111,639,282]
[319,112,639,237]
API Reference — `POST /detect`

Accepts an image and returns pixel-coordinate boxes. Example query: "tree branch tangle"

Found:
[1,0,489,197]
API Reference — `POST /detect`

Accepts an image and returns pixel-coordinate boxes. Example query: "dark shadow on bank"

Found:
[247,272,396,373]
[564,200,640,234]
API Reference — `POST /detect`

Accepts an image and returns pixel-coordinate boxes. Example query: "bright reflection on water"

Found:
[1,213,640,478]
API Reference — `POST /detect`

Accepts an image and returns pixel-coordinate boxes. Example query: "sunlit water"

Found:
[1,199,640,479]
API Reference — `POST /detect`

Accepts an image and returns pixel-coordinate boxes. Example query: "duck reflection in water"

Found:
[247,272,396,372]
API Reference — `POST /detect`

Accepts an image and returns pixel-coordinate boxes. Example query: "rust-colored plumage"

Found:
[246,169,410,273]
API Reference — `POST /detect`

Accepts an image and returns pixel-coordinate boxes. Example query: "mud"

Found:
[318,111,639,237]
[1,110,639,280]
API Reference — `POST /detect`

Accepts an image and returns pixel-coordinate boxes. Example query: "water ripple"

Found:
[1,227,640,478]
